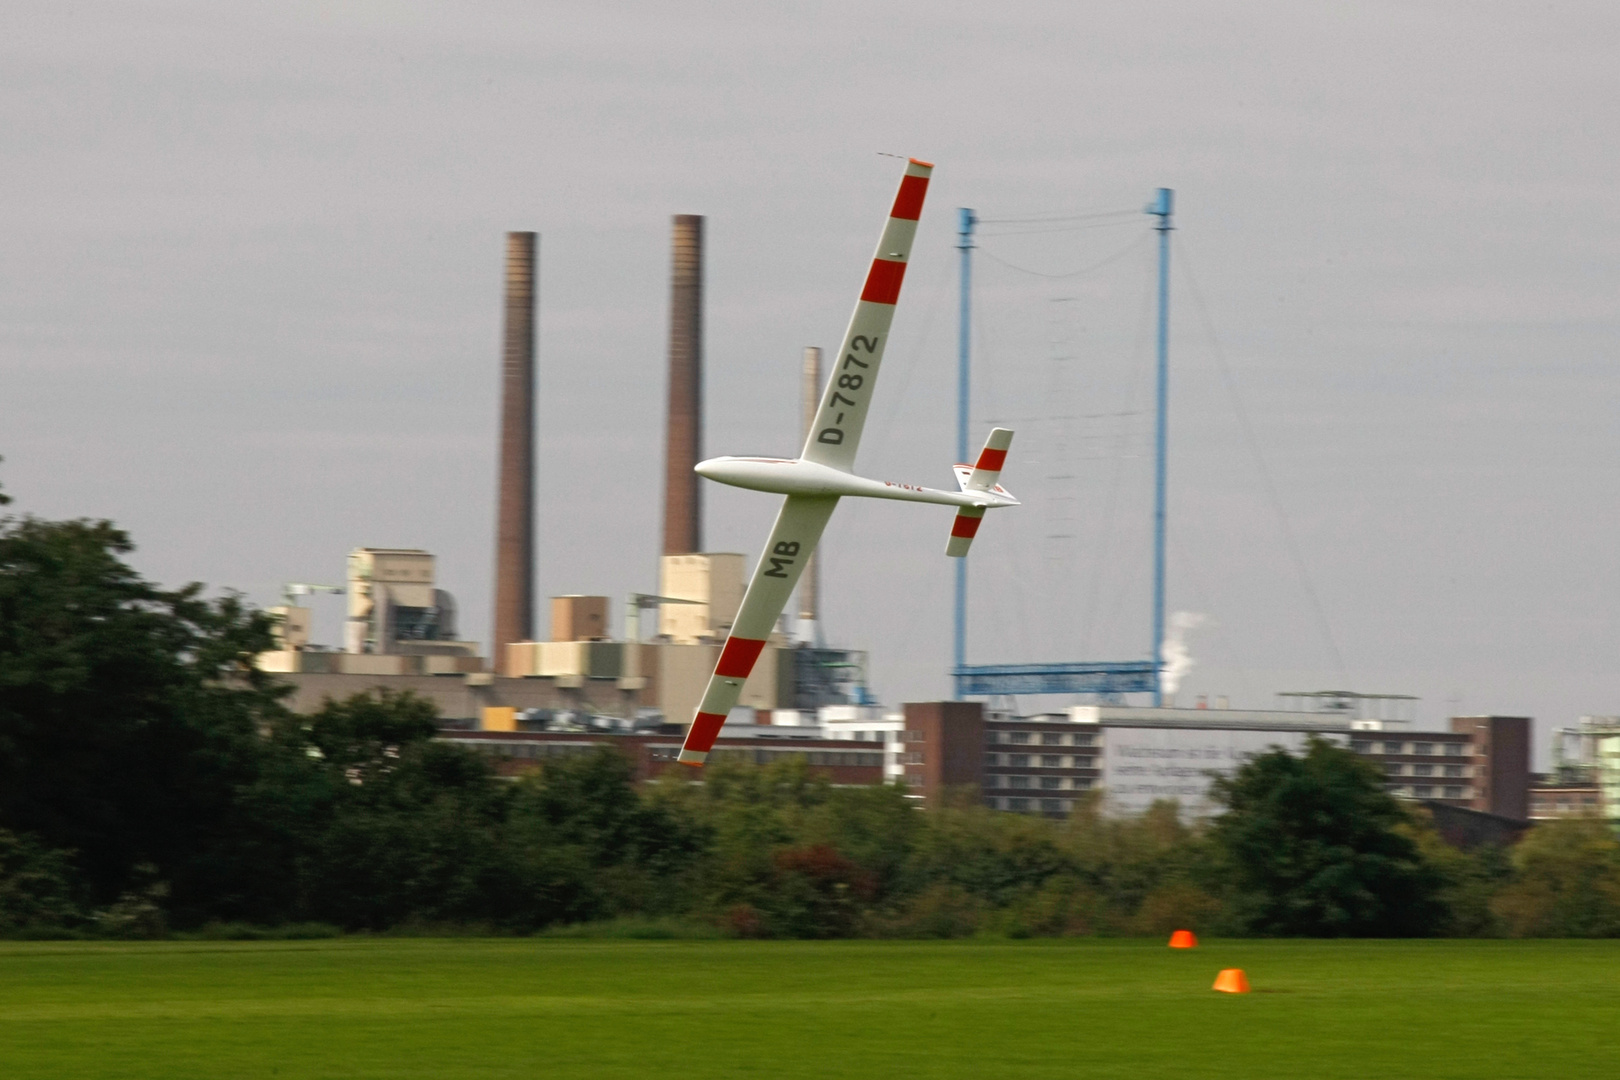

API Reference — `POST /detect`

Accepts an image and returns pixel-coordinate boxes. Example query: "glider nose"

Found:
[695,456,754,489]
[696,456,756,483]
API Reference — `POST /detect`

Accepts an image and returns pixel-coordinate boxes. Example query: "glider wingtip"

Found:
[677,750,708,767]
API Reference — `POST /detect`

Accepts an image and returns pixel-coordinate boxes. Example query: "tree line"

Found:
[4,491,1620,939]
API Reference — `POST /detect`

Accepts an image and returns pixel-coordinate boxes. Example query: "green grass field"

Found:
[2,937,1615,1078]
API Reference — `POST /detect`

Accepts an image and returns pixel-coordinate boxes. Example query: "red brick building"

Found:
[441,728,884,786]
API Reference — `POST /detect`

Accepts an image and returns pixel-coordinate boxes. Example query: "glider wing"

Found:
[799,158,933,472]
[678,495,839,764]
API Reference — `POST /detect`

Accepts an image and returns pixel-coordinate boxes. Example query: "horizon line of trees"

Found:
[4,479,1620,939]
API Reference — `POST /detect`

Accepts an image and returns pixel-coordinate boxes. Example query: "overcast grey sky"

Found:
[3,2,1617,753]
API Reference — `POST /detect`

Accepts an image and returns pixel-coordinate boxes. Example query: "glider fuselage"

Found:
[696,455,1017,509]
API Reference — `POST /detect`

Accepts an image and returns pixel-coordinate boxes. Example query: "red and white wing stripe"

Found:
[800,159,933,473]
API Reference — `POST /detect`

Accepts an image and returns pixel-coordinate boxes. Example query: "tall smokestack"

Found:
[663,214,704,555]
[798,346,821,641]
[493,231,536,675]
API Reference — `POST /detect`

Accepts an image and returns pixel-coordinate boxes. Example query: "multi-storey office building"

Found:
[897,703,1531,820]
[979,706,1349,817]
[1349,730,1477,805]
[1349,716,1530,818]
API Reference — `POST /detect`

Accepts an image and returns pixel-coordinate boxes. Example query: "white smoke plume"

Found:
[1159,611,1208,697]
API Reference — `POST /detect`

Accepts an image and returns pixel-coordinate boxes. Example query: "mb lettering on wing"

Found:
[762,541,800,579]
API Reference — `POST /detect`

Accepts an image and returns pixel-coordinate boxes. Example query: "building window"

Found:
[986,731,1002,745]
[1010,732,1030,745]
[1040,799,1063,813]
[984,796,1001,809]
[1008,798,1030,812]
[1414,742,1434,755]
[1385,763,1403,775]
[1443,786,1463,799]
[1041,776,1061,790]
[903,730,924,743]
[1413,764,1433,777]
[1444,743,1465,756]
[1443,764,1464,778]
[1041,754,1062,768]
[1073,734,1095,747]
[1071,777,1092,790]
[1074,756,1096,769]
[1383,742,1405,755]
[1351,741,1372,753]
[1415,785,1434,798]
[1041,732,1062,746]
[1010,754,1030,768]
[1009,776,1031,789]
[984,752,1000,766]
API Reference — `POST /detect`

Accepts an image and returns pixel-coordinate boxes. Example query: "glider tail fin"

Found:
[946,427,1016,558]
[960,427,1013,492]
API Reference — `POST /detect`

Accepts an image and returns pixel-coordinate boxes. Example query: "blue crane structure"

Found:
[951,189,1173,704]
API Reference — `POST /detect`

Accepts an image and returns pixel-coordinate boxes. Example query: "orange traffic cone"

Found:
[1168,929,1197,948]
[1212,968,1250,994]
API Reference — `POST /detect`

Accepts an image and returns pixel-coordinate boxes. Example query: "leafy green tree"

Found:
[765,843,873,938]
[1402,808,1512,937]
[1054,798,1224,935]
[0,829,83,933]
[271,690,516,929]
[1209,737,1445,936]
[648,757,834,932]
[508,745,703,920]
[905,800,1069,909]
[1491,817,1620,937]
[0,512,286,915]
[648,757,923,937]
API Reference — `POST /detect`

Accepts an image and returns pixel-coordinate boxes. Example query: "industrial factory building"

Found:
[254,218,865,724]
[255,547,866,723]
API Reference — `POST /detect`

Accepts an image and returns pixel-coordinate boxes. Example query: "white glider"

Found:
[677,159,1019,766]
